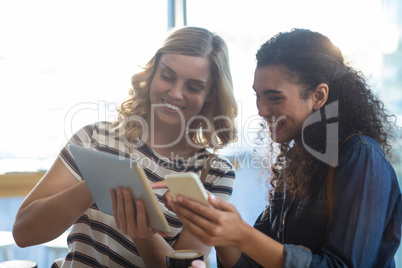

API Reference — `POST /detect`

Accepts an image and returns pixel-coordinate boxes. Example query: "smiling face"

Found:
[149,54,213,128]
[253,65,316,145]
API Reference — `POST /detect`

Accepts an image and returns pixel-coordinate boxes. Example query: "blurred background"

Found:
[0,0,401,267]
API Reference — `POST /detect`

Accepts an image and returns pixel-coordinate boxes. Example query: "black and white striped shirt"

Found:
[54,121,236,268]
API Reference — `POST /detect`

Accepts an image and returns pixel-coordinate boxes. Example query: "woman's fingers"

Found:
[151,181,174,211]
[117,188,128,234]
[134,199,152,238]
[174,195,245,247]
[110,189,122,229]
[175,202,225,246]
[151,181,167,189]
[111,188,157,239]
[162,190,175,212]
[122,189,137,237]
[122,190,156,239]
[174,199,217,233]
[176,195,235,222]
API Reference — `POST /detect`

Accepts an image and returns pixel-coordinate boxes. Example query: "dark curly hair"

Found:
[255,28,397,200]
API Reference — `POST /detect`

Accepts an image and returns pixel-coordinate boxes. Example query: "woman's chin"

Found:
[270,133,289,144]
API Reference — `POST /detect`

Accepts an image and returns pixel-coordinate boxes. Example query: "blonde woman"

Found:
[13,26,238,268]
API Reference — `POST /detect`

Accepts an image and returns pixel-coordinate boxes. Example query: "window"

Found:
[0,0,167,173]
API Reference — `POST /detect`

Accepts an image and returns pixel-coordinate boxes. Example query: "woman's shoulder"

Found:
[78,121,117,136]
[87,121,116,133]
[71,121,114,136]
[70,121,122,149]
[337,134,398,185]
[339,134,388,163]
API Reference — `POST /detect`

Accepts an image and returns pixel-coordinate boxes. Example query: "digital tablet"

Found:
[69,145,171,233]
[165,172,210,206]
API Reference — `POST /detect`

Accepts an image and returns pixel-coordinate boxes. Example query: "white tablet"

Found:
[69,145,171,233]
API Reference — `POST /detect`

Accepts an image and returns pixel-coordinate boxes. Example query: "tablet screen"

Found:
[69,145,171,233]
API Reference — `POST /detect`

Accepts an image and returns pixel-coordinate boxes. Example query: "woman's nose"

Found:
[257,100,271,118]
[168,83,184,99]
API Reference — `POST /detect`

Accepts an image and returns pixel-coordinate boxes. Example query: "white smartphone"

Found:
[165,172,210,206]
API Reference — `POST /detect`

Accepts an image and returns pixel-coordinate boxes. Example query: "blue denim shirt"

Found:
[232,135,402,267]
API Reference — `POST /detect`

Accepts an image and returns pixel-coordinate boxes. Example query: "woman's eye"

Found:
[187,84,202,92]
[161,74,173,81]
[269,96,281,102]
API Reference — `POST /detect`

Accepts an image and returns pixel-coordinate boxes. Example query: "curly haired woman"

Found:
[169,28,402,267]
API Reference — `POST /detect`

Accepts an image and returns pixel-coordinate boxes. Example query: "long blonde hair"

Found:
[115,26,238,150]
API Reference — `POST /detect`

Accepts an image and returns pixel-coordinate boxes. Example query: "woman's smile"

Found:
[161,98,184,114]
[266,116,286,133]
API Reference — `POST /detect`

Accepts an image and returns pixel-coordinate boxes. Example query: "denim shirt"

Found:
[232,135,402,268]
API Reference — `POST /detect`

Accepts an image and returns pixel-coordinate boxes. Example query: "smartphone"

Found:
[165,172,210,206]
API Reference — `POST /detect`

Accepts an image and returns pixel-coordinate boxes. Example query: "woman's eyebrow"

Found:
[253,87,282,95]
[264,89,282,94]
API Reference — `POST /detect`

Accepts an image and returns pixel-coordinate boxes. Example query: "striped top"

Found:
[53,121,236,268]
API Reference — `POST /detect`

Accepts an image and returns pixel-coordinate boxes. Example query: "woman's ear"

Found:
[312,83,329,111]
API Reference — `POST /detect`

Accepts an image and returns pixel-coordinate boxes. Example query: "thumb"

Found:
[151,181,167,189]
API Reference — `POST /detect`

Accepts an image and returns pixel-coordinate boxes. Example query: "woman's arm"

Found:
[174,194,285,268]
[12,158,94,247]
[215,246,242,267]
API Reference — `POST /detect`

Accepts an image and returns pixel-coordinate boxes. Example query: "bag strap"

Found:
[200,154,217,184]
[326,133,360,213]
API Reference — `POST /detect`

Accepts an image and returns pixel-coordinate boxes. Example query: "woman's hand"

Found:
[151,181,175,212]
[110,188,164,239]
[173,194,248,248]
[174,195,285,268]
